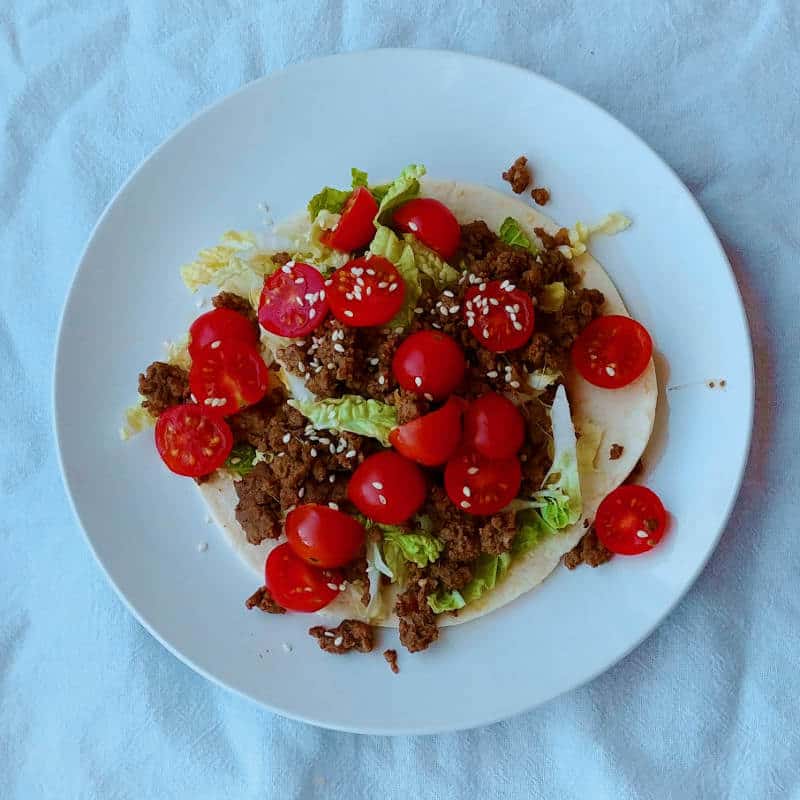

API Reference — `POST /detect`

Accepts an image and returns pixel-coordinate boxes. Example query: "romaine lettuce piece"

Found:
[498,216,537,253]
[403,234,460,289]
[539,281,566,313]
[288,395,397,446]
[375,164,426,222]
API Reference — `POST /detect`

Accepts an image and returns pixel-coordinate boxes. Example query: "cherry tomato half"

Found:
[154,403,233,477]
[463,392,525,459]
[285,504,366,568]
[392,330,466,400]
[571,315,653,389]
[265,542,342,612]
[388,396,465,466]
[189,339,270,416]
[327,256,405,327]
[444,449,522,516]
[188,307,258,360]
[464,280,535,353]
[593,484,667,555]
[347,451,427,524]
[393,198,461,261]
[321,186,378,253]
[258,261,329,338]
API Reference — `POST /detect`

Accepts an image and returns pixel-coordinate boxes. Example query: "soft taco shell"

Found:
[198,179,657,627]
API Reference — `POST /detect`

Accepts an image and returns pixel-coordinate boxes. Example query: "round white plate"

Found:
[54,49,753,734]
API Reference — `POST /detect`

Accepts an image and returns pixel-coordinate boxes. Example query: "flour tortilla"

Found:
[198,179,657,626]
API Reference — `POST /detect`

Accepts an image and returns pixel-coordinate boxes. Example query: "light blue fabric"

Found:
[2,2,798,797]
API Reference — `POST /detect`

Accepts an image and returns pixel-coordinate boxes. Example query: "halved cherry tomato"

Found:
[285,504,366,568]
[347,451,427,524]
[571,315,653,389]
[154,403,233,477]
[392,330,466,400]
[444,449,522,516]
[389,396,465,466]
[464,280,535,353]
[188,308,258,359]
[327,256,405,327]
[392,198,461,261]
[321,186,378,252]
[189,339,270,416]
[265,542,342,612]
[258,261,328,338]
[463,392,525,459]
[593,485,667,555]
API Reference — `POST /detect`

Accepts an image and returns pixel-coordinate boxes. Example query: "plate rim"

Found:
[52,47,755,735]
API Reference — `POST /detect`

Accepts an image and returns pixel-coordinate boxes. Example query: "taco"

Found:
[128,164,661,657]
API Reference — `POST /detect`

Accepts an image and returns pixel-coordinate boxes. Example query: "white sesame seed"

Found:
[346,449,357,458]
[479,283,487,291]
[327,362,335,369]
[513,321,523,331]
[334,636,344,647]
[451,305,460,313]
[636,530,649,539]
[294,276,305,284]
[329,473,336,483]
[606,365,616,376]
[378,494,388,505]
[510,381,520,388]
[333,343,345,353]
[344,310,354,318]
[210,340,221,350]
[366,286,372,296]
[366,268,376,276]
[371,481,384,490]
[281,265,292,274]
[408,221,419,232]
[230,457,241,465]
[443,290,455,298]
[323,630,335,637]
[277,452,285,458]
[309,308,316,319]
[310,448,318,457]
[482,329,490,339]
[351,267,364,277]
[282,432,291,444]
[319,437,330,445]
[328,502,339,510]
[378,375,385,385]
[414,376,423,387]
[339,583,347,591]
[467,319,475,327]
[388,283,399,292]
[506,284,516,291]
[467,466,479,475]
[486,370,498,378]
[460,500,471,509]
[324,279,332,287]
[369,357,379,366]
[414,307,423,315]
[329,443,336,454]
[424,393,434,402]
[394,326,404,334]
[463,486,472,497]
[298,487,305,498]
[319,290,325,300]
[345,292,353,301]
[378,281,388,289]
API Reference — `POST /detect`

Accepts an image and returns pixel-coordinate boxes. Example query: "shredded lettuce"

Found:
[567,212,632,258]
[271,211,350,273]
[427,552,511,614]
[403,234,460,289]
[120,399,155,441]
[499,216,537,253]
[288,395,397,446]
[539,282,567,313]
[375,164,426,222]
[224,443,259,477]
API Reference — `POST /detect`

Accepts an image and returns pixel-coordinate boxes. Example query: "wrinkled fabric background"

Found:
[2,2,798,798]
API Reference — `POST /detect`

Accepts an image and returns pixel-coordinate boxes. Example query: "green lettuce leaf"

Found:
[403,234,460,289]
[288,395,397,446]
[567,212,632,258]
[383,528,444,569]
[369,226,419,329]
[306,167,372,220]
[498,216,537,253]
[427,590,466,614]
[427,552,512,613]
[224,443,259,477]
[512,509,556,557]
[375,164,426,222]
[351,167,369,188]
[539,281,566,313]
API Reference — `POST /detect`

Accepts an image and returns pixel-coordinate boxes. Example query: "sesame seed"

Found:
[329,443,336,454]
[230,457,241,464]
[346,449,357,458]
[369,357,379,366]
[489,298,499,306]
[345,292,353,301]
[510,381,520,388]
[467,466,479,475]
[334,636,344,647]
[606,365,616,376]
[414,376,423,387]
[319,290,326,300]
[310,448,318,457]
[408,221,418,232]
[482,329,489,339]
[486,370,498,378]
[479,283,487,291]
[366,268,376,276]
[309,308,316,319]
[378,281,388,289]
[319,437,330,445]
[344,310,354,318]
[443,290,455,298]
[467,319,475,327]
[414,307,423,314]
[366,286,372,296]
[424,393,434,402]
[506,283,516,291]
[277,452,285,458]
[338,583,347,591]
[388,283,399,292]
[378,375,385,385]
[351,267,364,276]
[513,321,523,331]
[294,276,305,284]
[394,326,404,334]
[298,487,305,498]
[329,474,336,483]
[326,583,338,591]
[378,494,388,505]
[463,486,472,497]
[327,362,335,369]
[333,343,345,353]
[451,305,460,313]
[328,502,339,510]
[460,500,471,509]
[210,340,221,349]
[324,279,332,287]
[281,265,292,274]
[282,432,291,444]
[636,530,649,539]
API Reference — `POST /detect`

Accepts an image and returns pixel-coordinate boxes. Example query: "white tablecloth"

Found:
[2,2,797,797]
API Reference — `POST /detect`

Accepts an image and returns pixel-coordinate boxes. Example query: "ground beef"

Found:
[389,389,430,424]
[479,511,517,555]
[138,361,190,416]
[502,155,531,194]
[308,620,375,654]
[424,486,482,563]
[395,569,440,653]
[271,251,292,266]
[211,291,259,334]
[457,220,498,263]
[531,187,550,206]
[235,462,282,544]
[563,530,614,569]
[341,557,370,606]
[245,585,285,614]
[383,649,399,674]
[609,443,624,460]
[428,560,473,591]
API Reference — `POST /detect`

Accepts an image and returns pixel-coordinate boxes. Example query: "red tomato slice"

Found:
[347,451,427,524]
[464,280,535,353]
[258,261,328,338]
[154,404,233,477]
[265,542,342,612]
[444,450,522,516]
[593,485,667,555]
[189,339,270,416]
[188,308,258,359]
[327,256,405,327]
[571,315,653,389]
[388,396,465,466]
[321,186,378,252]
[392,330,466,400]
[463,392,525,459]
[392,198,461,261]
[285,504,366,568]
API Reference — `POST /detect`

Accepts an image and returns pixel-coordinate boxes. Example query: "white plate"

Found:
[54,49,753,734]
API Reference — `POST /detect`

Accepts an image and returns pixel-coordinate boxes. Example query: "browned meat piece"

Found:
[563,530,614,569]
[428,560,473,591]
[271,251,292,266]
[245,585,285,614]
[395,567,440,653]
[609,443,624,460]
[389,389,431,425]
[341,557,370,606]
[234,462,282,544]
[502,155,531,194]
[531,187,550,205]
[383,649,399,674]
[479,511,517,555]
[138,361,190,416]
[308,620,375,653]
[211,291,259,333]
[424,486,481,563]
[457,220,499,262]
